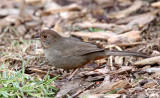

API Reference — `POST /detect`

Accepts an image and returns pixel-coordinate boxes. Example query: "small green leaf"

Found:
[89,27,104,32]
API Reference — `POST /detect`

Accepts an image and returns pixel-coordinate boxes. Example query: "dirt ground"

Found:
[0,0,160,97]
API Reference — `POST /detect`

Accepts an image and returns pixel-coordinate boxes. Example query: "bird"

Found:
[36,29,148,80]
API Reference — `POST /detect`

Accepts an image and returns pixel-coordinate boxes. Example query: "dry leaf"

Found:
[53,21,63,33]
[145,67,160,73]
[74,22,127,30]
[17,25,27,36]
[0,8,19,17]
[94,0,115,8]
[127,13,156,29]
[71,31,117,40]
[115,11,157,24]
[60,11,82,20]
[108,30,142,44]
[43,3,81,15]
[107,1,143,18]
[86,94,121,98]
[151,1,160,8]
[42,14,59,28]
[16,0,45,5]
[0,15,21,29]
[25,20,42,29]
[151,50,160,56]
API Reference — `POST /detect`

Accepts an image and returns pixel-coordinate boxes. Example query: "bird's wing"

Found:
[62,39,104,56]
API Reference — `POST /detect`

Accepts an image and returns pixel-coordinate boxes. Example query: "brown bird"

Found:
[36,29,147,80]
[37,29,148,69]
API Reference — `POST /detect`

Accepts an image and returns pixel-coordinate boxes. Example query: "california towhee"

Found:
[37,29,147,69]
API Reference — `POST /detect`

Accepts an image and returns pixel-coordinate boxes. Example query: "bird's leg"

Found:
[66,68,78,82]
[105,45,122,71]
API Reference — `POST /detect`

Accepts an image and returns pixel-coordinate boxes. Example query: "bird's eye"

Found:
[43,35,48,39]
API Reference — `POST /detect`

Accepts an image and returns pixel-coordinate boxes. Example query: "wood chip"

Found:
[115,56,124,65]
[110,66,133,75]
[134,56,160,67]
[55,79,93,98]
[115,42,146,47]
[143,82,157,88]
[79,80,130,97]
[79,68,109,77]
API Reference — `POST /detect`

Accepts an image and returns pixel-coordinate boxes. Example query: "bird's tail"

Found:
[105,50,148,58]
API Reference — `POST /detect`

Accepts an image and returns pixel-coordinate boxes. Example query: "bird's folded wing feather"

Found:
[62,41,104,56]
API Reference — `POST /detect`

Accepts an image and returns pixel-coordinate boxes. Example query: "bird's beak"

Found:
[34,33,41,40]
